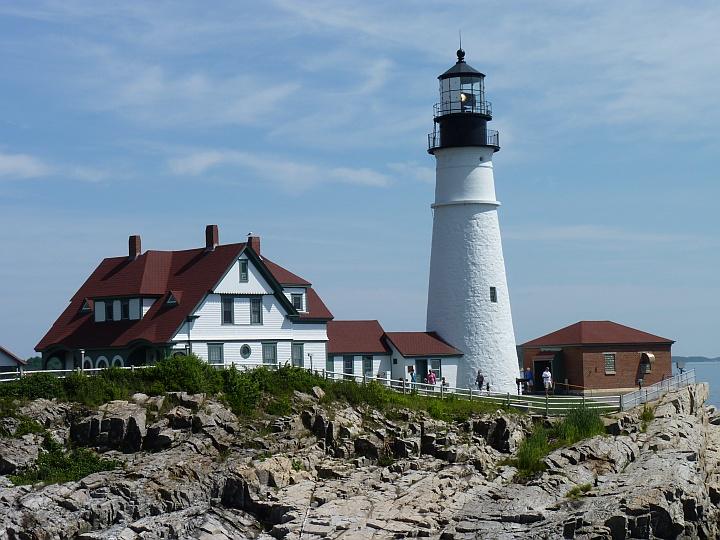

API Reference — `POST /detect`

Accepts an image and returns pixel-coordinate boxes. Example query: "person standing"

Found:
[525,367,534,393]
[476,371,485,390]
[542,367,552,395]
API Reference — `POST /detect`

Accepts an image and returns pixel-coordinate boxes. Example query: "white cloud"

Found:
[388,162,434,184]
[0,152,52,179]
[168,149,391,190]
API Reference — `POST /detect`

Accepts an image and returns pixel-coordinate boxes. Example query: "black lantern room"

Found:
[428,49,499,153]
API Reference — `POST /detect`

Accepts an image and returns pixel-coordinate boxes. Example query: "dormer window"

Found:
[291,293,303,311]
[80,299,92,313]
[121,299,130,320]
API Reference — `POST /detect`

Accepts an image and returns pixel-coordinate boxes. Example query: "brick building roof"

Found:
[521,321,674,348]
[36,238,332,352]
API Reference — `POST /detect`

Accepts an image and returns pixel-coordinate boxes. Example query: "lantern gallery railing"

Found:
[428,129,499,151]
[433,100,492,118]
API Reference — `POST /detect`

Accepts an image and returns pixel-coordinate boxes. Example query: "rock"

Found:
[0,435,42,474]
[166,406,193,429]
[18,398,69,428]
[354,435,383,460]
[312,386,326,400]
[70,400,146,452]
[167,391,206,411]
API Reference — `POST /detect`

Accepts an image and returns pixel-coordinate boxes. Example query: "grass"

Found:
[566,483,592,499]
[291,458,304,471]
[640,405,655,432]
[511,406,606,479]
[10,434,120,486]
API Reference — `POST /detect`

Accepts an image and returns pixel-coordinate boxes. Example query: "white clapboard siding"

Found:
[142,298,155,317]
[282,287,307,312]
[214,256,273,295]
[292,323,328,341]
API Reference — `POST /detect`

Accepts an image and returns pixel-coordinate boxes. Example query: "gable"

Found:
[213,254,274,295]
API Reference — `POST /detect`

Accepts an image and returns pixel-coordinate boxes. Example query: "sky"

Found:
[1,1,719,358]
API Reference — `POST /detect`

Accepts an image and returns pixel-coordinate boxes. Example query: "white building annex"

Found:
[0,345,26,373]
[35,225,333,370]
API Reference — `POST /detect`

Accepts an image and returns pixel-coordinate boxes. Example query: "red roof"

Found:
[262,257,311,286]
[0,346,26,365]
[36,242,332,352]
[327,320,389,355]
[384,332,462,357]
[521,321,674,348]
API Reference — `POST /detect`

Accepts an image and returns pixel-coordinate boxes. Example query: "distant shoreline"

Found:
[673,356,720,364]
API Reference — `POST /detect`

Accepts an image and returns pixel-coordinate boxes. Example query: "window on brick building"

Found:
[603,353,616,374]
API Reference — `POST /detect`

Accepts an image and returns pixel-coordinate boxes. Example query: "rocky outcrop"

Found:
[1,384,718,539]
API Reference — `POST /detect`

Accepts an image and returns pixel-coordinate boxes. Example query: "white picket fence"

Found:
[619,369,696,411]
[0,362,625,416]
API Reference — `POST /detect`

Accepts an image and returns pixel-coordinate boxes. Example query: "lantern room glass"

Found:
[438,74,487,116]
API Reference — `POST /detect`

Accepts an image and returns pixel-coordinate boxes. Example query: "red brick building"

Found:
[520,321,674,394]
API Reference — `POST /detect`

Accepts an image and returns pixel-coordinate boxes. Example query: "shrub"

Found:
[291,458,304,471]
[13,417,45,438]
[222,366,261,415]
[2,373,66,401]
[640,405,654,432]
[566,483,592,499]
[151,355,223,395]
[266,396,293,416]
[10,435,119,486]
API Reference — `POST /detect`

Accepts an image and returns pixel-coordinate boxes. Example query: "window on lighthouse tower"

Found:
[490,287,498,303]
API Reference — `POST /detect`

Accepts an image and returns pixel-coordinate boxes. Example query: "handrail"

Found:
[434,100,492,118]
[619,369,695,411]
[428,129,499,151]
[0,363,623,415]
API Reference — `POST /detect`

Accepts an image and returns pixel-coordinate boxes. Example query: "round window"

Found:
[47,357,63,370]
[240,344,251,359]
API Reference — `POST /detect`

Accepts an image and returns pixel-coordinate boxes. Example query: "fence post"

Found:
[582,393,586,407]
[619,394,624,411]
[440,383,444,399]
[506,392,510,408]
[469,387,473,402]
[403,378,407,394]
[545,394,549,417]
[363,373,366,386]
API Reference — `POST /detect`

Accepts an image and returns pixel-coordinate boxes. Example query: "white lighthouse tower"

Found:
[426,49,518,393]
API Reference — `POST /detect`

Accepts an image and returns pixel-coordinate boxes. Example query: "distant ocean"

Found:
[675,361,720,407]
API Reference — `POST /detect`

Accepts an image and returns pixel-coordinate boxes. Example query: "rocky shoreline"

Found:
[1,384,718,539]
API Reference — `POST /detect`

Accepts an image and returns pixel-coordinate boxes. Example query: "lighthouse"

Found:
[426,49,518,393]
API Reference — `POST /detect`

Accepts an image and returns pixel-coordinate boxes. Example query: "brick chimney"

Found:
[128,235,141,260]
[205,224,219,251]
[247,233,260,255]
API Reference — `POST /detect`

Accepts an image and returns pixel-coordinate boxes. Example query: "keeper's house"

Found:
[35,226,333,370]
[520,321,674,394]
[0,346,26,373]
[326,320,463,386]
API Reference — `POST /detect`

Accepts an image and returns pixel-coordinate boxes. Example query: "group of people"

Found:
[406,367,448,389]
[480,366,554,395]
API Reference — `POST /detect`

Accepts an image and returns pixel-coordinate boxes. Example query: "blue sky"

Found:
[1,1,719,358]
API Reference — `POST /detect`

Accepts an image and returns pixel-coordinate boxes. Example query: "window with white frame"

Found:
[343,355,354,378]
[208,343,224,365]
[250,297,263,325]
[604,353,616,374]
[239,259,249,282]
[430,358,442,379]
[291,293,303,311]
[221,296,234,324]
[326,355,334,373]
[362,355,373,376]
[292,343,304,367]
[262,342,277,365]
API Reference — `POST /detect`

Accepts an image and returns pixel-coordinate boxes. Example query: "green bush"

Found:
[265,396,293,416]
[552,407,605,445]
[10,435,119,486]
[514,425,550,477]
[150,355,223,395]
[221,366,261,415]
[566,482,592,499]
[1,372,65,401]
[13,417,45,438]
